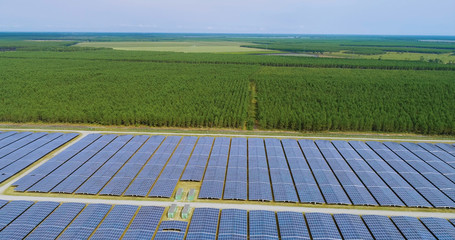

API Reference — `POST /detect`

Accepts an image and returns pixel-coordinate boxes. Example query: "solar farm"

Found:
[0,130,455,239]
[10,133,455,208]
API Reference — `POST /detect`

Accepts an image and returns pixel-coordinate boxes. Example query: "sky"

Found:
[1,0,454,35]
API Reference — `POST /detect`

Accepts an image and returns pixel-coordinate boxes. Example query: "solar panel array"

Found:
[1,200,455,239]
[0,131,78,184]
[12,133,455,208]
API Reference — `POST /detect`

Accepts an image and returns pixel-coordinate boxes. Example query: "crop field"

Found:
[9,132,455,209]
[76,41,272,53]
[1,199,455,239]
[1,33,455,135]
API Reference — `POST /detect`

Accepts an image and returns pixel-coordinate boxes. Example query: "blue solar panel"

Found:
[391,216,436,240]
[0,133,78,184]
[122,206,164,240]
[90,204,138,240]
[383,141,455,208]
[75,135,149,195]
[421,217,455,240]
[186,208,219,240]
[298,140,351,205]
[0,132,33,150]
[350,141,432,208]
[51,135,133,194]
[58,203,111,240]
[436,143,455,157]
[0,200,34,230]
[199,137,230,199]
[249,210,278,240]
[180,137,214,181]
[333,214,373,239]
[265,139,298,203]
[218,209,247,240]
[14,134,101,191]
[248,138,273,202]
[223,138,247,201]
[149,137,197,198]
[124,136,181,197]
[27,134,117,193]
[26,202,85,239]
[362,215,404,240]
[0,201,59,240]
[0,131,17,142]
[277,211,310,240]
[305,212,342,240]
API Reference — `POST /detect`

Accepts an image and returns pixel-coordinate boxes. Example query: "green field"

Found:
[1,33,455,135]
[76,41,273,53]
[326,51,455,64]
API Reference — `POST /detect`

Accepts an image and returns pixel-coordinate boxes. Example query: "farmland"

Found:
[1,33,455,135]
[76,41,273,53]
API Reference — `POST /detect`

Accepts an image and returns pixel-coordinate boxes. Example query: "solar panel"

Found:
[350,141,433,208]
[27,134,117,193]
[265,139,298,203]
[249,210,278,240]
[248,138,273,201]
[14,134,101,191]
[186,208,220,240]
[0,201,59,240]
[362,215,404,240]
[124,136,181,196]
[75,135,149,195]
[199,137,230,199]
[333,214,373,239]
[277,211,310,239]
[218,209,247,240]
[58,203,111,240]
[0,133,78,184]
[122,206,164,240]
[0,200,34,230]
[223,138,247,200]
[180,137,214,181]
[391,216,436,239]
[26,202,85,239]
[298,140,351,205]
[90,204,138,240]
[421,217,455,240]
[305,212,342,240]
[149,137,197,198]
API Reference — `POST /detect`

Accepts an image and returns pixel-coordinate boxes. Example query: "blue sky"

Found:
[1,0,454,35]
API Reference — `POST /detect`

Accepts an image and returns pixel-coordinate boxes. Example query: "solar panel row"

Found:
[0,131,78,184]
[13,133,455,208]
[2,200,455,239]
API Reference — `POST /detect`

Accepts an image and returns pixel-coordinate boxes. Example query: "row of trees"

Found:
[0,57,253,128]
[254,67,455,134]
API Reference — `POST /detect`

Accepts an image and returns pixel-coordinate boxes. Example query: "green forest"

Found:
[1,33,455,135]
